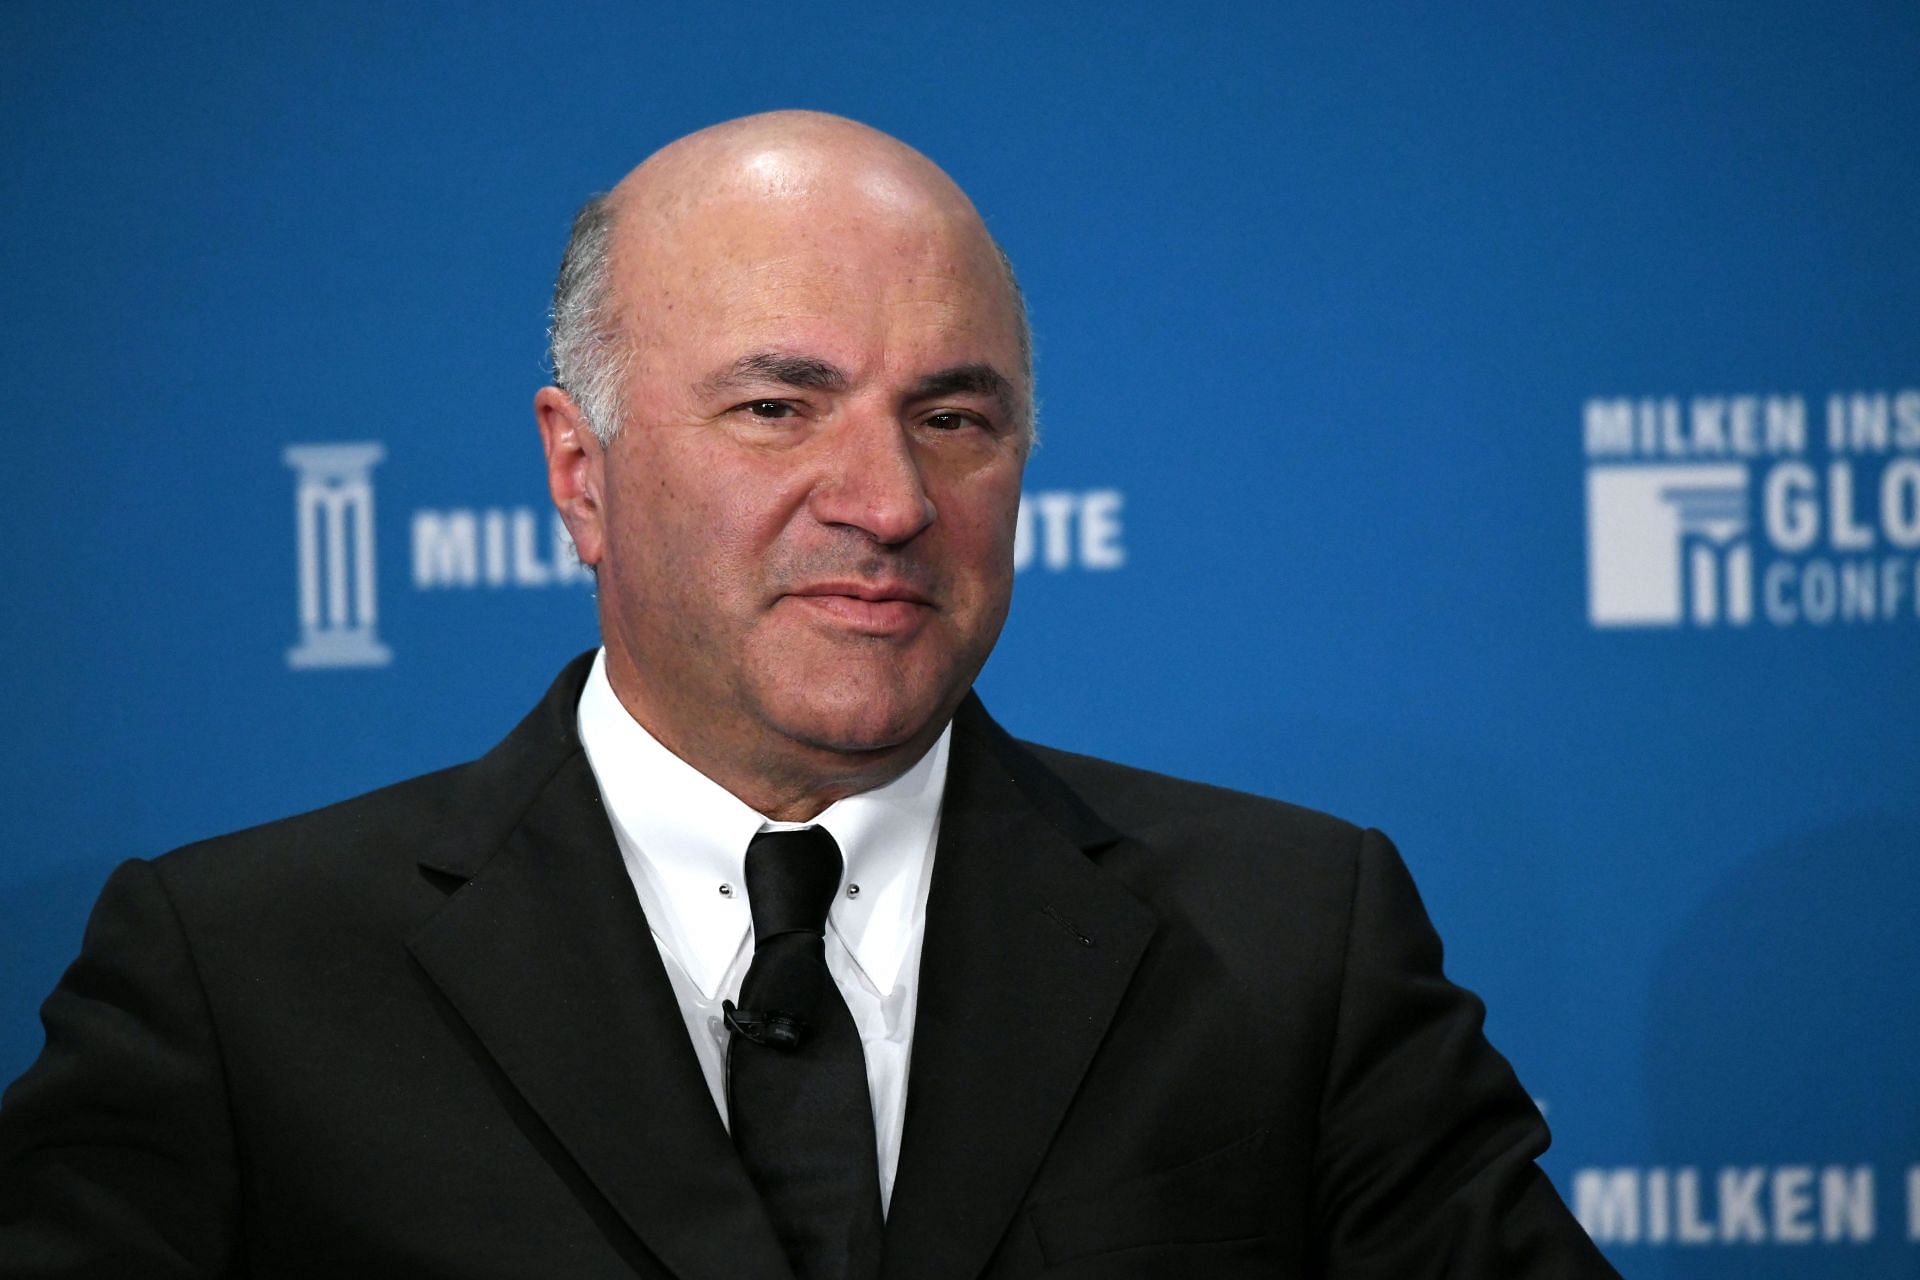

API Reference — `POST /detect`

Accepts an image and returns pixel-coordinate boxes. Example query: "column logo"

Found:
[286,443,391,669]
[1587,467,1751,627]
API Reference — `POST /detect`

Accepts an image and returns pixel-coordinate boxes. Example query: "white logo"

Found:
[286,443,391,669]
[1586,466,1751,627]
[411,508,593,589]
[1572,1161,1920,1248]
[1583,391,1920,630]
[285,443,1130,669]
[1014,489,1126,572]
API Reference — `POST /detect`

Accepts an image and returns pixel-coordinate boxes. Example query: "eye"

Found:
[741,400,799,420]
[924,410,987,432]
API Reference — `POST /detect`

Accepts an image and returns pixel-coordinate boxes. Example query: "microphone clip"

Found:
[723,999,810,1050]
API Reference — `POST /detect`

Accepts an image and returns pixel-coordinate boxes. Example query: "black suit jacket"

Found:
[0,654,1618,1278]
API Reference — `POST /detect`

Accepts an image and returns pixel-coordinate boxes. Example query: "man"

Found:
[0,112,1619,1278]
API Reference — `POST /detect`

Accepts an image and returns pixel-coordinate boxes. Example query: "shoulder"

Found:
[1019,740,1370,875]
[1024,742,1363,850]
[155,761,472,889]
[150,652,597,906]
[996,738,1420,1075]
[993,734,1389,972]
[135,761,493,950]
[950,696,1375,909]
[952,693,1366,863]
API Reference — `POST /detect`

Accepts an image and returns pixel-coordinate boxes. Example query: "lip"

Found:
[785,581,935,635]
[790,580,933,606]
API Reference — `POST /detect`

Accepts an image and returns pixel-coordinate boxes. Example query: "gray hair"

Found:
[547,194,630,445]
[546,194,1036,445]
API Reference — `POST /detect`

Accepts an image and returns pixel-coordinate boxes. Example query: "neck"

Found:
[600,653,946,823]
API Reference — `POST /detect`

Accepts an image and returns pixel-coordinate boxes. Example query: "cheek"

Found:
[703,480,808,582]
[638,500,771,600]
[611,447,788,578]
[942,469,1024,575]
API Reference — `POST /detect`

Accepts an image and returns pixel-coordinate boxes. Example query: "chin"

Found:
[772,686,952,759]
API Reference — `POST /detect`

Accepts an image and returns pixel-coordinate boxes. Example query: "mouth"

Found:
[784,581,935,635]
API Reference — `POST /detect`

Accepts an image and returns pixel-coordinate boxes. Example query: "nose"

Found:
[807,411,937,545]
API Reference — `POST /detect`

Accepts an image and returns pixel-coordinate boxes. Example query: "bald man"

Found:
[0,114,1619,1279]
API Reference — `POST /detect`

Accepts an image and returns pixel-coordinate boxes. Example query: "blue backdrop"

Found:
[4,4,1917,1275]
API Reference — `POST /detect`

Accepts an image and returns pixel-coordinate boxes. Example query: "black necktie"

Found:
[724,827,884,1280]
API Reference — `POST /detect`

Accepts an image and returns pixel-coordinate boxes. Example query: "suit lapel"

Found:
[881,699,1157,1280]
[406,659,792,1280]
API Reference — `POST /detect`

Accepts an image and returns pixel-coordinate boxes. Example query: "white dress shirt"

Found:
[575,649,945,1214]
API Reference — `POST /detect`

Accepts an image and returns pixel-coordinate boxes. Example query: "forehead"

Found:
[614,193,1023,382]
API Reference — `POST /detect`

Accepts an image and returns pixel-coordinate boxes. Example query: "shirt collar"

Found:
[576,648,946,1000]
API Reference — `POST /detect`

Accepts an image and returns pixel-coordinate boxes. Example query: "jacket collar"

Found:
[408,655,793,1280]
[879,697,1155,1280]
[408,656,1155,1280]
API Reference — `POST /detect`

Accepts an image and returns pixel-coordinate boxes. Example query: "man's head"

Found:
[536,111,1032,820]
[548,171,1034,451]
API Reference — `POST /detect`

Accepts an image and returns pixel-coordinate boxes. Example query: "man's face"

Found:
[574,186,1028,791]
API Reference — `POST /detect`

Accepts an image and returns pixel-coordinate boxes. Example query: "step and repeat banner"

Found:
[3,5,1916,1276]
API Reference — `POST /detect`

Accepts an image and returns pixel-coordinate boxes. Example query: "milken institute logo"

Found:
[1585,389,1920,630]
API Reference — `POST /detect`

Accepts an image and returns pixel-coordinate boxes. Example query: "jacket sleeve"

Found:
[1311,829,1621,1278]
[0,858,239,1278]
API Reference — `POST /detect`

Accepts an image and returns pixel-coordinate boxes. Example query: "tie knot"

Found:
[744,826,843,941]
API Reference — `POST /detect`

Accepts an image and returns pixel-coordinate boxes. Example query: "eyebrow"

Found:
[696,352,1020,422]
[696,352,850,398]
[905,363,1018,421]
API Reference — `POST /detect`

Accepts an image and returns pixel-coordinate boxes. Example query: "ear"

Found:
[535,385,607,568]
